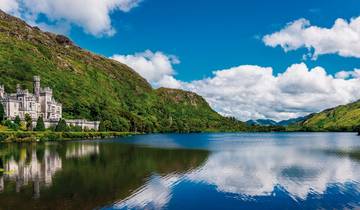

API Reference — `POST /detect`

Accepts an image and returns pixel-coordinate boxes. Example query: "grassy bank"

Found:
[0,131,136,143]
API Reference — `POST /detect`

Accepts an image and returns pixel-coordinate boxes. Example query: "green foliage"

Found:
[55,119,68,132]
[24,113,32,131]
[4,120,18,131]
[99,120,112,132]
[0,141,207,209]
[297,100,360,131]
[111,117,130,132]
[34,117,45,131]
[14,115,21,126]
[354,125,360,135]
[69,125,83,132]
[0,103,4,122]
[0,11,266,133]
[0,131,134,142]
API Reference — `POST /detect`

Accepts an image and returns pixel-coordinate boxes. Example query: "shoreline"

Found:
[0,131,137,143]
[0,130,358,143]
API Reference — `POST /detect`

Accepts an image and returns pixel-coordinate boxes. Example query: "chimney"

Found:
[33,76,40,98]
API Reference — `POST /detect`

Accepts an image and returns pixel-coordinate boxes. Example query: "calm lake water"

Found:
[1,133,360,210]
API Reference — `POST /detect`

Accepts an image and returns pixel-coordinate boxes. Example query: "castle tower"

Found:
[33,76,40,98]
[0,85,4,98]
[16,84,21,93]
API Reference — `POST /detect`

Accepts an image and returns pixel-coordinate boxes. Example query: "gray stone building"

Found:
[0,76,99,130]
[0,76,62,121]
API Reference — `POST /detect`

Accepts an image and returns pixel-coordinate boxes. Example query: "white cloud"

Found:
[111,134,360,206]
[157,75,182,89]
[263,17,360,59]
[113,174,181,209]
[179,63,360,121]
[0,0,141,36]
[110,49,360,121]
[111,50,181,88]
[0,0,19,15]
[186,136,360,200]
[335,69,360,79]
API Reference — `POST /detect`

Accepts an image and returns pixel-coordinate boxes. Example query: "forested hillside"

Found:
[0,10,252,133]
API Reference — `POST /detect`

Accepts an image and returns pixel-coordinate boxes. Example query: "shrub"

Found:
[25,113,32,131]
[69,125,83,132]
[4,120,18,131]
[14,116,21,126]
[55,118,68,132]
[41,132,62,141]
[34,117,45,131]
[0,103,5,123]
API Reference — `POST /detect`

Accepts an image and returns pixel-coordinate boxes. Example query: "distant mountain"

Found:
[246,119,278,126]
[277,116,311,126]
[246,115,311,127]
[0,9,250,133]
[300,100,360,131]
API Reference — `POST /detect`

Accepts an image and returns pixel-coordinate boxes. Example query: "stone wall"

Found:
[66,119,100,131]
[32,120,100,131]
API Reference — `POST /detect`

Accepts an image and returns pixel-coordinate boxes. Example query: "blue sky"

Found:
[2,0,360,121]
[67,0,360,81]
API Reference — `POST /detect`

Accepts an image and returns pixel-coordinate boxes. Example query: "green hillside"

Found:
[0,10,251,133]
[296,100,360,131]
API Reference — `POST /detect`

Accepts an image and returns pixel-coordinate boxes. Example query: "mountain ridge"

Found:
[297,100,360,131]
[246,116,311,127]
[0,9,254,133]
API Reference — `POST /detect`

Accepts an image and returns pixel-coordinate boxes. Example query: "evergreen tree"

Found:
[34,116,45,131]
[25,113,32,131]
[14,115,21,126]
[0,103,4,123]
[98,120,106,132]
[99,120,112,132]
[55,118,68,132]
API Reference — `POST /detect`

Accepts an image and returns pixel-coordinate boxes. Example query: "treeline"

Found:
[0,131,133,143]
[287,124,360,132]
[0,101,286,133]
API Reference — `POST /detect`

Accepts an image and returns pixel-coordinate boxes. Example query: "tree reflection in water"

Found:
[0,141,209,210]
[3,133,360,210]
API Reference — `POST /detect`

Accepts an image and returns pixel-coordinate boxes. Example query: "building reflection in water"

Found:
[0,143,101,199]
[66,143,100,158]
[0,146,62,198]
[0,175,3,192]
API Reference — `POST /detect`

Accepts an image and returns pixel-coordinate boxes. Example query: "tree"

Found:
[355,125,360,135]
[99,120,112,132]
[98,120,105,132]
[14,116,21,126]
[25,113,32,131]
[111,117,130,132]
[55,118,68,132]
[0,103,4,123]
[34,117,45,131]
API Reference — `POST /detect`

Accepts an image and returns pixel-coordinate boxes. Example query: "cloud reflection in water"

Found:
[111,133,360,209]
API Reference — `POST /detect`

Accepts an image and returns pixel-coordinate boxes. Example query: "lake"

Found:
[1,133,360,209]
